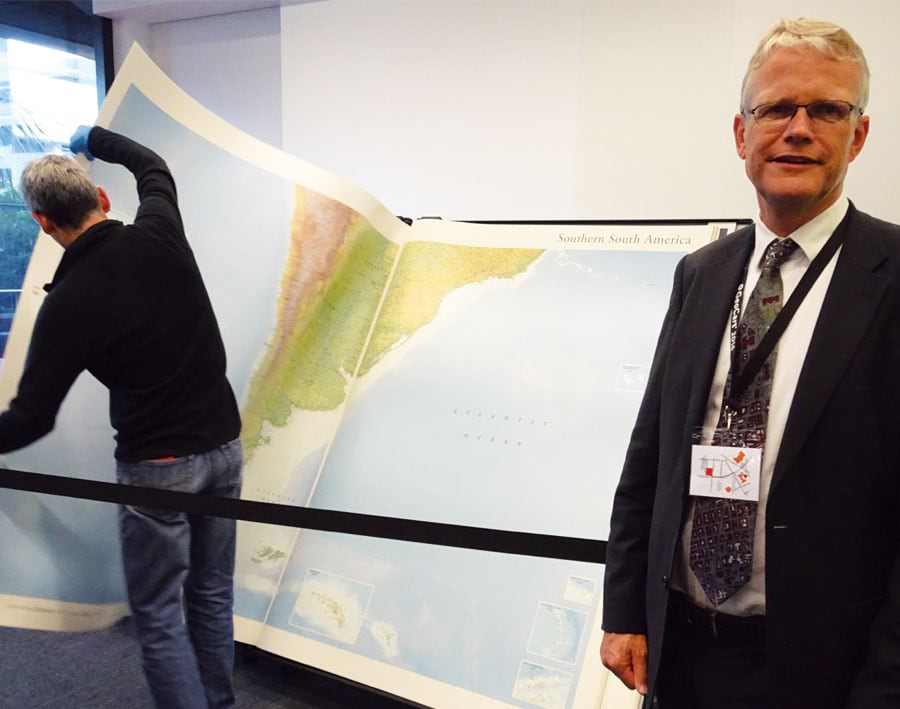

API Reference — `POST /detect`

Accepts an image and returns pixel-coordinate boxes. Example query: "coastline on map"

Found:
[241,407,342,505]
[345,250,546,406]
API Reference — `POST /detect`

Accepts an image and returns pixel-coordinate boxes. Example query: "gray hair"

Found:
[741,17,870,112]
[19,155,100,230]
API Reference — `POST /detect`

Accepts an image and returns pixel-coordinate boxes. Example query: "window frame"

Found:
[0,0,113,100]
[0,1,112,356]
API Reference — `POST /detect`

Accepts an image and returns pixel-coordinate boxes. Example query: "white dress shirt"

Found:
[672,197,848,615]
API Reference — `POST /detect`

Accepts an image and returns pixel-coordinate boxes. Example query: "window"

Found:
[0,1,111,358]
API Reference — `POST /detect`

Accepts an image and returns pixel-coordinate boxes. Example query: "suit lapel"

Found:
[683,227,756,430]
[771,206,890,492]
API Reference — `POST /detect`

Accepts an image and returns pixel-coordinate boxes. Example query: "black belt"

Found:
[669,591,765,639]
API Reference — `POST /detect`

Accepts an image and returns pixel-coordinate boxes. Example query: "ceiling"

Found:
[91,0,315,24]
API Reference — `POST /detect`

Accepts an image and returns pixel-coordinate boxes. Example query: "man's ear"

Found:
[734,112,747,160]
[31,211,55,236]
[97,186,111,214]
[848,114,870,163]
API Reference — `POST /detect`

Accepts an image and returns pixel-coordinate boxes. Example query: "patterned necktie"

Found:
[688,237,800,605]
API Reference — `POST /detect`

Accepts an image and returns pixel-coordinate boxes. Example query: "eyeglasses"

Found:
[744,99,863,125]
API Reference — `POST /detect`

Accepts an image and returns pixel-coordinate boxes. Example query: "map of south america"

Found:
[239,193,544,511]
[240,187,398,459]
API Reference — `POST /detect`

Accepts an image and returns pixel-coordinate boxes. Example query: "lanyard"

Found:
[722,214,850,425]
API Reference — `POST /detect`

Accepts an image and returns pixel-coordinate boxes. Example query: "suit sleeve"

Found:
[846,469,900,705]
[602,255,687,633]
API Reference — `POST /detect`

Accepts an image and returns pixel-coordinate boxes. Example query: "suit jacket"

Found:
[603,204,900,708]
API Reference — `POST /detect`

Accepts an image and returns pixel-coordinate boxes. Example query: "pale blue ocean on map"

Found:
[311,248,682,540]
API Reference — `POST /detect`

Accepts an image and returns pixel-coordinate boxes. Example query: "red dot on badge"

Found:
[725,486,732,493]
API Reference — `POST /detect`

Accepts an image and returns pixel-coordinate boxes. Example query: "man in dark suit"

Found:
[601,18,900,709]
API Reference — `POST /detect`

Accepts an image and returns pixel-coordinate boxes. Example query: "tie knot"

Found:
[761,237,799,275]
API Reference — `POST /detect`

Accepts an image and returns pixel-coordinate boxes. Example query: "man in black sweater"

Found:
[7,126,242,709]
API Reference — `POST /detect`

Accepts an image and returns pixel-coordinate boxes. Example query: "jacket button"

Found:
[661,575,670,588]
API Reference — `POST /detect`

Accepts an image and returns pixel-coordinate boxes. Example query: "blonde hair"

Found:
[741,17,869,111]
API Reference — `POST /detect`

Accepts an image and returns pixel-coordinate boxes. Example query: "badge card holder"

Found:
[690,425,762,502]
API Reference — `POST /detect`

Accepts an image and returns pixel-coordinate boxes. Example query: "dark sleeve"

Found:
[846,563,900,707]
[846,415,900,705]
[602,256,686,634]
[87,126,187,243]
[0,299,87,453]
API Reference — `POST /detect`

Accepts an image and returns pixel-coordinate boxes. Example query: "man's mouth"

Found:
[770,155,819,164]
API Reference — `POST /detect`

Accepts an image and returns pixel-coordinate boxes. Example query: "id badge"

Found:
[690,426,762,502]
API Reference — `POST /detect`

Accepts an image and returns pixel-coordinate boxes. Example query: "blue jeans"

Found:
[117,439,242,709]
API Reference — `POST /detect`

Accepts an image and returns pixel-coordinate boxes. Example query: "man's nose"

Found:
[783,106,815,139]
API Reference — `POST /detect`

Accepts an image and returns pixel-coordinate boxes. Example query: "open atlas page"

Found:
[0,44,739,709]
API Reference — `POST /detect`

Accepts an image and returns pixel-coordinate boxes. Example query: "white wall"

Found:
[113,0,900,223]
[280,1,585,220]
[280,0,900,222]
[118,7,283,149]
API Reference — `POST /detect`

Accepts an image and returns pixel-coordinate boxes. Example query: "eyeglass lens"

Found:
[753,100,854,123]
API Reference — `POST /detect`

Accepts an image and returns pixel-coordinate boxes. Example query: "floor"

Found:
[0,617,417,708]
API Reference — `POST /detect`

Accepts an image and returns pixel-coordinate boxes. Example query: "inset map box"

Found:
[526,601,588,665]
[512,660,573,709]
[289,568,374,645]
[615,364,650,392]
[563,575,597,606]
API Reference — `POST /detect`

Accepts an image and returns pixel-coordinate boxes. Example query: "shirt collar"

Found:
[753,197,849,270]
